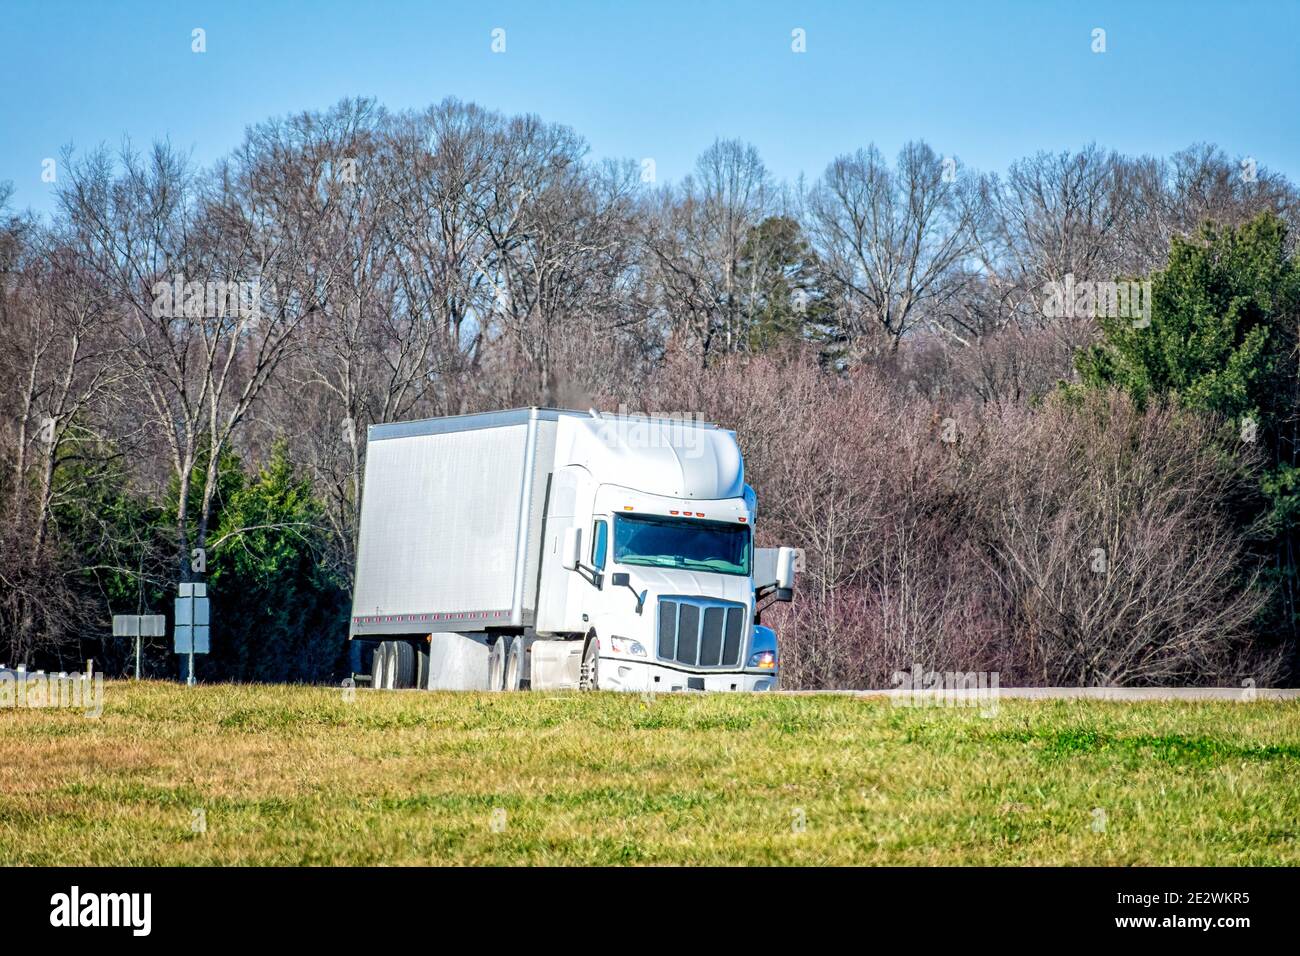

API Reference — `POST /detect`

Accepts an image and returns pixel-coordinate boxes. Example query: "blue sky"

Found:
[2,0,1297,216]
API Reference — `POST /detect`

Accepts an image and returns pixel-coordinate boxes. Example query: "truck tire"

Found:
[579,635,599,691]
[488,636,510,691]
[391,641,416,689]
[372,641,391,690]
[504,638,527,691]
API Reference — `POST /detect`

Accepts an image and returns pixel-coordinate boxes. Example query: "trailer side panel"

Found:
[350,410,556,637]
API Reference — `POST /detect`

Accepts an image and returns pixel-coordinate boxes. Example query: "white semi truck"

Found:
[349,407,796,692]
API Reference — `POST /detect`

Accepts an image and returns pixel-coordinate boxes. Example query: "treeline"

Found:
[1,96,1297,685]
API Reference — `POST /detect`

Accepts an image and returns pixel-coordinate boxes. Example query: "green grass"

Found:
[2,681,1298,865]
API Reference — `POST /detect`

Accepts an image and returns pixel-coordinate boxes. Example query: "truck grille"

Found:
[657,598,746,668]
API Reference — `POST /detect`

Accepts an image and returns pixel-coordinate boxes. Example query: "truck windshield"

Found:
[613,513,751,576]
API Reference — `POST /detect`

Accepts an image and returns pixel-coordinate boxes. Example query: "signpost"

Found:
[111,614,166,680]
[174,583,211,686]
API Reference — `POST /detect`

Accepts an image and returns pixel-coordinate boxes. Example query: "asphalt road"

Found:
[3,667,1298,699]
[782,686,1300,700]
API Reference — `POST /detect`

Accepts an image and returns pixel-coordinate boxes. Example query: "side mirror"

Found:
[561,527,583,572]
[775,546,797,601]
[609,572,645,614]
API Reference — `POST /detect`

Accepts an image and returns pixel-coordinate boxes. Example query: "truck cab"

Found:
[534,414,792,691]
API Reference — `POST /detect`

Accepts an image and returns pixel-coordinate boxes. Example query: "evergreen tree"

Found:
[206,446,350,683]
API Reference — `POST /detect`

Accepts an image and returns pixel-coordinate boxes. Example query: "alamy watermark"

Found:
[151,273,267,321]
[1042,274,1151,328]
[595,404,710,458]
[50,885,151,936]
[0,668,103,718]
[890,664,1000,716]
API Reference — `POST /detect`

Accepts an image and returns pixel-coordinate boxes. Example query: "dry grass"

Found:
[1,681,1298,865]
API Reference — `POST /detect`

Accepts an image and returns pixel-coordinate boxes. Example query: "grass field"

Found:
[2,681,1298,865]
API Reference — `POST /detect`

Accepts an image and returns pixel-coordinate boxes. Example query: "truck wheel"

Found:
[488,636,510,691]
[391,641,416,689]
[504,638,527,691]
[579,635,599,691]
[372,642,391,690]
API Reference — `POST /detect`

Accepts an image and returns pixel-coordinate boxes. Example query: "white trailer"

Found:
[350,408,796,692]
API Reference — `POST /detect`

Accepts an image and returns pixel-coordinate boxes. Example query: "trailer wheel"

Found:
[504,638,527,691]
[391,641,416,689]
[372,641,392,690]
[579,635,599,691]
[488,636,510,691]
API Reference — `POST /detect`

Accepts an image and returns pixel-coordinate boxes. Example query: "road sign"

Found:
[112,615,166,680]
[173,628,210,654]
[112,615,166,638]
[174,583,211,685]
[174,583,210,653]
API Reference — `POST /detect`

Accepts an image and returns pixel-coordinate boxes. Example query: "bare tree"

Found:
[479,116,643,402]
[808,141,980,355]
[0,226,128,664]
[644,139,772,363]
[58,135,328,583]
[971,392,1278,685]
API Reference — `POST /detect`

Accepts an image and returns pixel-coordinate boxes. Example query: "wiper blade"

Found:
[679,558,736,571]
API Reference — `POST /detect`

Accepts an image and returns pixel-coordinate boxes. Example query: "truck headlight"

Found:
[609,636,647,657]
[748,624,778,669]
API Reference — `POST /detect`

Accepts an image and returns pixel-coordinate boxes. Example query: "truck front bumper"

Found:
[599,656,777,692]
